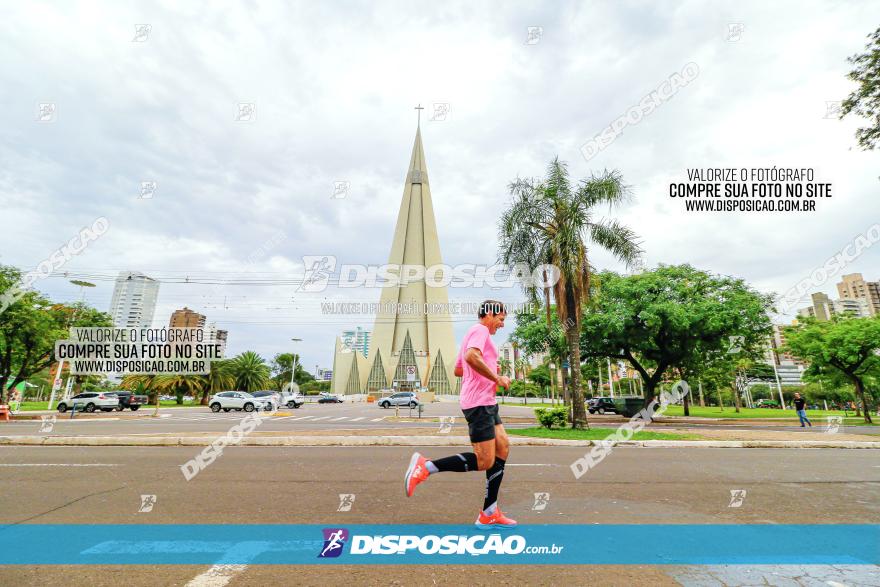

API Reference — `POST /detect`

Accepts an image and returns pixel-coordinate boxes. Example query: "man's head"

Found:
[794,393,801,399]
[478,300,507,334]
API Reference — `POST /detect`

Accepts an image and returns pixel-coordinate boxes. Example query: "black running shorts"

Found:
[462,404,502,443]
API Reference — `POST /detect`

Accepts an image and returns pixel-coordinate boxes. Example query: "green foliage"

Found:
[841,26,880,150]
[534,405,568,429]
[300,380,331,393]
[0,264,113,403]
[783,315,880,422]
[231,351,271,392]
[527,364,551,389]
[580,264,774,403]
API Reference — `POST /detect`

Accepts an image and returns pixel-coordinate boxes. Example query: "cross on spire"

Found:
[414,103,424,127]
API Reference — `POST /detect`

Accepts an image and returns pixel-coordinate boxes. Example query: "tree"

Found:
[0,265,113,403]
[841,26,880,150]
[271,352,314,390]
[580,265,774,405]
[499,159,641,428]
[783,315,880,423]
[527,364,552,392]
[198,359,234,405]
[231,351,271,392]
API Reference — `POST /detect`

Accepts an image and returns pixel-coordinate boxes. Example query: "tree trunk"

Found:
[718,388,725,411]
[566,326,588,429]
[698,379,705,407]
[733,377,742,413]
[853,377,873,424]
[683,392,690,417]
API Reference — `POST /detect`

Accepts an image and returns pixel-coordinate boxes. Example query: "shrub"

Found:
[534,406,568,429]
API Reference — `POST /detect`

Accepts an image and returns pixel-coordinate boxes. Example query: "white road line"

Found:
[310,416,331,421]
[185,564,248,587]
[0,463,121,467]
[292,416,314,421]
[349,417,366,421]
[370,417,384,422]
[330,416,349,421]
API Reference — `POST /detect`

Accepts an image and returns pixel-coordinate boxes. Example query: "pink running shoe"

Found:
[404,452,430,497]
[475,508,518,529]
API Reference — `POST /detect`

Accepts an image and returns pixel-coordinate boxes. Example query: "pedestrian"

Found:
[403,300,516,528]
[793,392,811,427]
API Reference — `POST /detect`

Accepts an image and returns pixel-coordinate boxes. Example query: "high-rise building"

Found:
[169,307,206,329]
[205,322,228,358]
[837,273,880,316]
[332,126,458,396]
[833,297,871,318]
[797,292,833,321]
[109,271,159,329]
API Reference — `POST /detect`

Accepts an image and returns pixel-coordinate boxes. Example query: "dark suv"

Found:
[113,391,148,411]
[587,397,618,415]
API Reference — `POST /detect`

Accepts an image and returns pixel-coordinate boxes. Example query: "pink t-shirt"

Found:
[456,323,499,409]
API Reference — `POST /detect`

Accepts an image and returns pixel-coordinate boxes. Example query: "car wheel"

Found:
[85,403,96,413]
[244,403,255,412]
[130,405,139,411]
[409,402,417,408]
[210,403,221,413]
[57,403,67,413]
[265,403,274,411]
[287,401,296,409]
[223,408,231,412]
[598,407,605,415]
[294,403,302,409]
[380,402,388,409]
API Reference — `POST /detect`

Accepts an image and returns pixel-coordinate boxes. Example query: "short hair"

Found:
[478,300,507,318]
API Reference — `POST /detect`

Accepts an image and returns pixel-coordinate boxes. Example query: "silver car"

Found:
[209,391,271,413]
[377,392,419,409]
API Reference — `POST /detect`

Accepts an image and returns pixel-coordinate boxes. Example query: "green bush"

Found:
[534,406,568,429]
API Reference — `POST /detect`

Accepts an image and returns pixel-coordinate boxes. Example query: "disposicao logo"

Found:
[318,528,349,558]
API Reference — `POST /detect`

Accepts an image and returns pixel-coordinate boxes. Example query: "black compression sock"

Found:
[429,453,478,472]
[483,457,506,511]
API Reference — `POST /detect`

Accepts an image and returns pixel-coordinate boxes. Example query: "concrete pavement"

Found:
[1,445,878,586]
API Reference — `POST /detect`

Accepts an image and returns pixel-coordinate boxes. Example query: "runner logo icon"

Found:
[318,528,349,558]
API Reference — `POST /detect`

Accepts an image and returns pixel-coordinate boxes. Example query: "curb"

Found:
[0,435,878,448]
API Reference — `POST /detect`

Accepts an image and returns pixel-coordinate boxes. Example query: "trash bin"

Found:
[612,396,647,418]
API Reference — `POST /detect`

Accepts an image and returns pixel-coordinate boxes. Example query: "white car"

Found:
[208,391,271,413]
[57,392,120,413]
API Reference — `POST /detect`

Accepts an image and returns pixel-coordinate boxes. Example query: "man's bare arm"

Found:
[464,348,510,389]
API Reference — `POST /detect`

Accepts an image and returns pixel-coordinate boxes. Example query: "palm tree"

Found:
[153,374,204,404]
[231,351,271,392]
[198,359,234,405]
[499,158,641,428]
[499,357,513,379]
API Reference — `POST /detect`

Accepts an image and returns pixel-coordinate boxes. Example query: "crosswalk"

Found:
[143,412,388,424]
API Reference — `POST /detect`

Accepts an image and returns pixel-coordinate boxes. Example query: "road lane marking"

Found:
[330,417,349,421]
[185,564,248,587]
[370,417,384,421]
[292,416,314,421]
[0,463,121,467]
[310,416,331,421]
[350,417,366,421]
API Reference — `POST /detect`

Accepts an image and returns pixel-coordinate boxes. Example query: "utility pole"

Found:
[607,358,615,398]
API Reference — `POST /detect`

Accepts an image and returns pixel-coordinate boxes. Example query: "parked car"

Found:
[755,399,780,408]
[250,391,281,411]
[113,391,149,411]
[57,392,120,413]
[280,391,304,409]
[317,393,344,404]
[378,392,419,409]
[587,397,618,415]
[208,391,271,413]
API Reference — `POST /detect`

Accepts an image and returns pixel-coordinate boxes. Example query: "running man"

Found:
[403,300,515,529]
[793,392,812,427]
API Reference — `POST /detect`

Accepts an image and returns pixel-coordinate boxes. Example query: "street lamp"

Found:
[290,338,302,394]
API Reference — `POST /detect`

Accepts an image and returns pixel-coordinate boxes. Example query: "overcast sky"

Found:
[1,0,878,371]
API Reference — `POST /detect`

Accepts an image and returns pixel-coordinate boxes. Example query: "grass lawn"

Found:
[660,405,870,422]
[499,401,564,408]
[508,426,701,441]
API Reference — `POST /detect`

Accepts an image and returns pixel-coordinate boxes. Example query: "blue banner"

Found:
[0,524,876,565]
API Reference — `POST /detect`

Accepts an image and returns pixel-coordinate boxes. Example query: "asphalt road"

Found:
[1,445,878,586]
[4,402,876,436]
